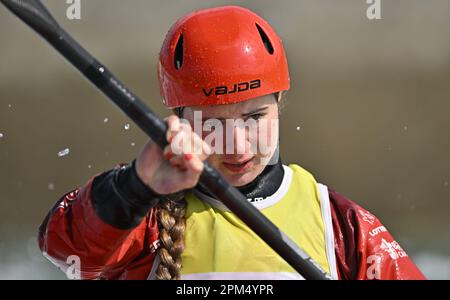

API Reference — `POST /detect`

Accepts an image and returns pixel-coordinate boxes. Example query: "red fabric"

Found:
[38,177,426,280]
[329,188,426,280]
[38,178,159,280]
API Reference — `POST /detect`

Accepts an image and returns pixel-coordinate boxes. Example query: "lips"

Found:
[222,157,255,173]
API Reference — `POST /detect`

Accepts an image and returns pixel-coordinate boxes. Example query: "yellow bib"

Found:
[180,164,332,279]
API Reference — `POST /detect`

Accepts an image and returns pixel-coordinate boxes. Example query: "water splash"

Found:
[57,148,70,157]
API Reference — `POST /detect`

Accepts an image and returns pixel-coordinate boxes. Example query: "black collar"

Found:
[196,158,285,202]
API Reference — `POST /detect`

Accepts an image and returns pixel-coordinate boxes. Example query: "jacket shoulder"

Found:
[327,188,426,280]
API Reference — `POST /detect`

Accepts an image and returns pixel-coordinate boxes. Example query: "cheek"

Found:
[255,118,279,148]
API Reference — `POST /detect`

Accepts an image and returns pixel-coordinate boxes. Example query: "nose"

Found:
[224,122,253,155]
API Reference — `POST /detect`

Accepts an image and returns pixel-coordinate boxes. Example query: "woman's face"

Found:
[182,94,279,187]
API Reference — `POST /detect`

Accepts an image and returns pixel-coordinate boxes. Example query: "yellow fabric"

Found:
[180,164,330,277]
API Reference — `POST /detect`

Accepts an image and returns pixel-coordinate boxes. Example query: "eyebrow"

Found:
[241,106,269,117]
[200,106,269,121]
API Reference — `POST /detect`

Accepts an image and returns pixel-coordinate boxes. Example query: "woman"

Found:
[38,6,425,280]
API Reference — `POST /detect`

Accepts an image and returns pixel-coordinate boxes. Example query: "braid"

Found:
[154,107,189,280]
[156,192,187,280]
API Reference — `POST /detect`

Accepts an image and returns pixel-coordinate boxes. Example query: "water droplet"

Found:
[103,118,109,123]
[88,165,92,169]
[396,193,402,199]
[57,148,70,157]
[403,125,408,131]
[445,181,449,187]
[99,67,105,72]
[0,133,3,138]
[296,126,301,131]
[124,123,130,130]
[48,183,55,191]
[131,142,135,147]
[8,104,12,108]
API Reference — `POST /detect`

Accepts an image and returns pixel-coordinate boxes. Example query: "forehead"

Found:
[184,94,276,118]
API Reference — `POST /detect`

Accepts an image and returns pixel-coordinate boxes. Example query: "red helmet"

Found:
[158,6,290,108]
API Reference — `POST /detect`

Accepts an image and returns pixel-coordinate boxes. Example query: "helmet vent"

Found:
[255,23,274,55]
[174,34,184,70]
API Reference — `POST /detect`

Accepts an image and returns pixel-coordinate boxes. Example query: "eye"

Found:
[203,119,223,128]
[247,113,265,121]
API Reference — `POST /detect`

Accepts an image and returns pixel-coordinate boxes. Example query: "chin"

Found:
[222,166,262,187]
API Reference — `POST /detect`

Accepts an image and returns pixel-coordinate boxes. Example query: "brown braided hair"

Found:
[155,92,286,280]
[155,191,187,280]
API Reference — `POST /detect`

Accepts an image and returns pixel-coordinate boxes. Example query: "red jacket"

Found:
[38,176,425,280]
